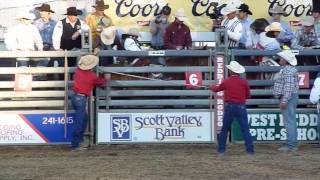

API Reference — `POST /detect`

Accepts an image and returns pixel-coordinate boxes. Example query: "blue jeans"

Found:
[71,94,88,148]
[218,103,254,153]
[281,93,299,149]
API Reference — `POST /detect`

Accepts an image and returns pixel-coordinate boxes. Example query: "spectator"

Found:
[312,0,320,43]
[238,3,253,49]
[149,5,171,65]
[291,16,318,50]
[220,3,243,48]
[5,12,43,67]
[71,55,107,151]
[164,8,192,50]
[85,0,112,48]
[273,50,299,152]
[265,22,283,47]
[123,28,149,66]
[33,3,57,80]
[52,7,88,67]
[211,61,254,156]
[268,6,294,47]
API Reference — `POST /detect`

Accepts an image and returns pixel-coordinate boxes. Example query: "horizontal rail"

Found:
[0,51,84,58]
[100,66,213,73]
[108,80,213,87]
[231,49,320,56]
[0,100,64,108]
[0,67,75,74]
[0,91,65,98]
[98,50,214,57]
[0,81,71,88]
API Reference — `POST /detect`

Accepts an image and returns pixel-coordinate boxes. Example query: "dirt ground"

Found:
[0,144,319,180]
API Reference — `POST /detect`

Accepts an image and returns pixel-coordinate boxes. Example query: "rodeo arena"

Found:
[1,0,320,179]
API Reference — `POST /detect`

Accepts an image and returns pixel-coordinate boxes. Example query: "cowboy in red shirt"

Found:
[211,61,254,156]
[71,55,107,151]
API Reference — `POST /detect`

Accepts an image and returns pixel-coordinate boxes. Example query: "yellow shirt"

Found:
[85,13,113,47]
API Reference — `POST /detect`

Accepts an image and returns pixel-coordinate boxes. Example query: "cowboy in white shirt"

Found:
[220,3,243,48]
[5,12,43,67]
[310,72,320,144]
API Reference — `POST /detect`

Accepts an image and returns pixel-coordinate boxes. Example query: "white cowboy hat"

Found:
[301,16,314,27]
[16,12,36,20]
[221,4,240,16]
[265,22,284,32]
[277,51,297,66]
[125,28,141,37]
[78,55,99,70]
[100,26,116,45]
[175,8,188,22]
[226,61,245,74]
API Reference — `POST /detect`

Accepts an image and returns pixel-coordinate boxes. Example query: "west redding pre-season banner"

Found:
[0,114,75,144]
[97,112,213,143]
[104,0,312,31]
[232,113,318,142]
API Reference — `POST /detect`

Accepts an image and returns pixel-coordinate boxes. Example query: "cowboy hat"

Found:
[125,28,141,37]
[226,61,245,74]
[250,18,269,32]
[78,55,99,70]
[64,7,82,16]
[312,0,320,12]
[238,3,252,15]
[221,3,240,16]
[92,0,109,11]
[101,26,116,45]
[175,8,188,22]
[277,51,297,66]
[16,12,36,20]
[301,16,314,26]
[269,6,286,15]
[35,3,55,13]
[265,22,284,32]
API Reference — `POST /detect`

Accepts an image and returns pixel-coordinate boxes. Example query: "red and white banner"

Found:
[214,55,225,132]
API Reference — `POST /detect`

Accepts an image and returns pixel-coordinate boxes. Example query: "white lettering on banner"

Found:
[214,56,225,131]
[244,113,319,141]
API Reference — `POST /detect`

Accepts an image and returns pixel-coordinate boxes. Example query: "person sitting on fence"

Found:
[123,28,149,66]
[52,7,89,67]
[273,50,299,152]
[33,3,57,80]
[71,55,108,151]
[164,8,192,50]
[291,16,320,66]
[85,0,113,48]
[210,61,254,156]
[220,2,242,49]
[268,6,294,47]
[4,11,43,67]
[93,24,123,66]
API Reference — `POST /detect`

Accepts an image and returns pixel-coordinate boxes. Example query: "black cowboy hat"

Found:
[64,7,82,16]
[92,0,109,11]
[238,3,252,15]
[312,0,320,12]
[250,18,270,32]
[36,3,55,13]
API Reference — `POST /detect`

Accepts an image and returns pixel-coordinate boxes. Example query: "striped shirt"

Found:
[273,65,299,103]
[222,17,243,48]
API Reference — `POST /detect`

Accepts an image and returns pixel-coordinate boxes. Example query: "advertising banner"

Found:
[0,113,75,144]
[104,0,312,31]
[97,112,213,143]
[232,113,319,142]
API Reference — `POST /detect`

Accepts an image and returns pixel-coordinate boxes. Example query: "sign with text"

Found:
[97,112,213,143]
[0,113,75,144]
[232,113,318,142]
[185,71,203,89]
[214,55,225,132]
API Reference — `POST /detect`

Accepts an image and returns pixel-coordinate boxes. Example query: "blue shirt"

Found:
[269,19,294,45]
[34,18,56,45]
[149,19,170,47]
[239,17,253,47]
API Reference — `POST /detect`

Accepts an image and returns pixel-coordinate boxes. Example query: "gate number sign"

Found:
[185,71,202,89]
[298,72,309,89]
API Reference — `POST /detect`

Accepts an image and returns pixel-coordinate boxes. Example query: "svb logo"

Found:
[111,115,131,141]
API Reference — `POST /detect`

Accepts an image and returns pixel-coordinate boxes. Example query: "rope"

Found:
[104,70,210,89]
[64,50,68,139]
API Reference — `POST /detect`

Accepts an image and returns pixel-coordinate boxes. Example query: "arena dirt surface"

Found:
[0,144,319,180]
